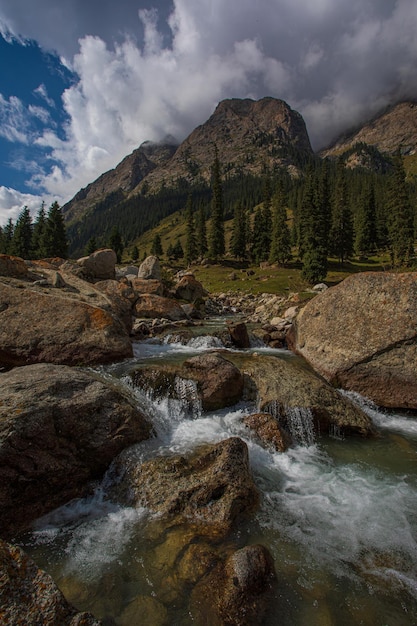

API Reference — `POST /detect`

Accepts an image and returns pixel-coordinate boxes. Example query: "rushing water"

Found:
[18,335,417,625]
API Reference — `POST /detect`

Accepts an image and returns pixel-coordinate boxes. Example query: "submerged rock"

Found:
[0,363,152,537]
[190,544,276,626]
[111,437,259,537]
[287,272,417,409]
[0,539,102,625]
[227,320,250,349]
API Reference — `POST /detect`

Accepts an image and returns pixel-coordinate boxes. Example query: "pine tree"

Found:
[269,186,291,264]
[251,203,272,263]
[386,154,414,267]
[172,239,184,260]
[131,245,139,261]
[208,147,225,259]
[329,159,353,264]
[196,203,208,259]
[184,194,198,265]
[230,203,247,260]
[354,179,377,256]
[42,202,68,258]
[85,236,98,255]
[31,203,47,259]
[11,206,32,259]
[1,219,14,254]
[299,166,328,283]
[151,233,163,257]
[108,226,123,263]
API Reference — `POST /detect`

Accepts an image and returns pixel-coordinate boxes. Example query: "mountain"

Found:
[63,97,314,252]
[321,101,417,159]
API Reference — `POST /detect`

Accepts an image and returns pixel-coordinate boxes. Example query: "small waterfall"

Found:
[285,406,315,446]
[264,400,315,446]
[174,376,202,419]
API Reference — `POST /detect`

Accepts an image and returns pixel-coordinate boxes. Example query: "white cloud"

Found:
[0,94,30,143]
[33,83,55,108]
[0,186,50,224]
[1,0,417,211]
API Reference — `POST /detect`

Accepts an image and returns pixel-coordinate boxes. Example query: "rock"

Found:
[130,277,164,296]
[117,265,139,278]
[174,274,206,301]
[190,544,276,626]
[117,595,168,626]
[138,255,161,280]
[183,353,244,410]
[111,437,258,538]
[236,354,374,438]
[0,280,133,367]
[0,363,152,537]
[243,413,290,452]
[0,253,28,278]
[287,272,417,409]
[133,294,187,321]
[283,305,298,320]
[94,277,136,333]
[77,248,117,280]
[227,320,250,348]
[0,540,102,625]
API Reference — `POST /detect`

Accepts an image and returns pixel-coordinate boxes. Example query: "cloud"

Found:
[1,0,417,212]
[0,186,49,224]
[34,83,55,108]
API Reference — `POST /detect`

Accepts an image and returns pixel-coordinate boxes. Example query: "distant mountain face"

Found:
[63,97,313,225]
[321,101,417,159]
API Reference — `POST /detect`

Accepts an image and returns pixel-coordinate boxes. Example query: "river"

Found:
[18,332,417,625]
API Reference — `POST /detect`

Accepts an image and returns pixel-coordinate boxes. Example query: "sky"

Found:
[1,0,417,225]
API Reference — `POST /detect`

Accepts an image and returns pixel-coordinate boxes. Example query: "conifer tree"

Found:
[108,226,123,262]
[269,186,291,264]
[329,159,353,264]
[184,194,198,265]
[31,203,47,259]
[386,154,414,267]
[354,179,377,256]
[151,233,163,257]
[0,226,4,254]
[196,203,208,258]
[299,166,328,283]
[1,219,14,254]
[85,236,98,255]
[251,203,272,263]
[11,206,32,259]
[208,147,225,259]
[131,245,139,261]
[230,203,247,260]
[41,202,68,258]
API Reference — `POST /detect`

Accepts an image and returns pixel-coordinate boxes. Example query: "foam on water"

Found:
[256,443,417,588]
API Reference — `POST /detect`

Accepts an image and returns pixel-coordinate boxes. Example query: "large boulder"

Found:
[0,363,152,537]
[130,277,164,296]
[174,274,206,302]
[0,280,133,366]
[183,353,244,410]
[94,277,136,333]
[133,293,187,321]
[287,272,417,409]
[111,437,258,538]
[138,255,161,280]
[234,354,374,438]
[0,540,101,625]
[77,248,117,280]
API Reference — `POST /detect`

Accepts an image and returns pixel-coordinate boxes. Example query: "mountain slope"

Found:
[63,97,314,253]
[321,101,417,158]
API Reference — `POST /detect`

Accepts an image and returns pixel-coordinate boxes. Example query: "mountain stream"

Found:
[18,333,417,625]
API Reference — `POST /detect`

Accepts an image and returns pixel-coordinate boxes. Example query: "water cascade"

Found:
[17,342,417,626]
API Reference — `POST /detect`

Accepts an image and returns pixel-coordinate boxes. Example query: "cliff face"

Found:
[62,97,313,224]
[321,101,417,158]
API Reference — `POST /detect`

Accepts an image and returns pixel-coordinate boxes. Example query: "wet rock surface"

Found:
[0,539,102,625]
[110,437,259,537]
[0,363,152,537]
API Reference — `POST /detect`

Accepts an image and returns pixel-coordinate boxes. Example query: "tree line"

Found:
[0,202,68,259]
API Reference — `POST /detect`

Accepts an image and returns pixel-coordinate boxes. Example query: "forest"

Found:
[1,145,416,284]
